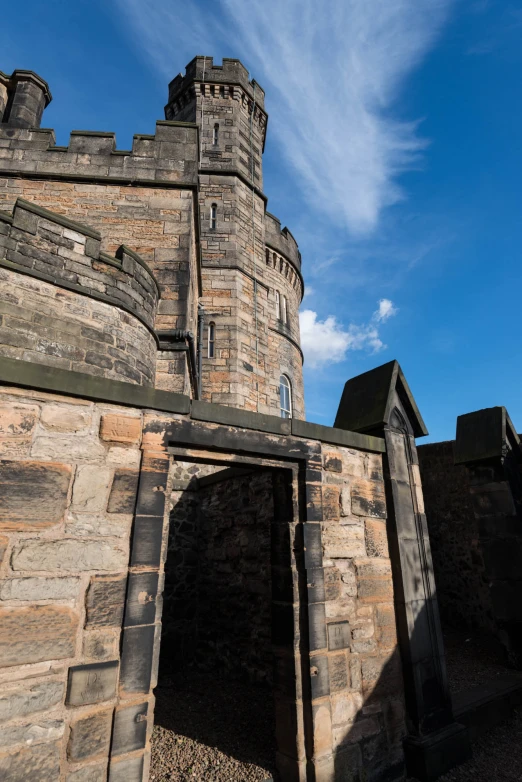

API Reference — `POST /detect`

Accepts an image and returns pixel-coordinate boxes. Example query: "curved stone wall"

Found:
[0,199,158,386]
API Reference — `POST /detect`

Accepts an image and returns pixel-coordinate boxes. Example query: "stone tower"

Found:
[166,57,305,418]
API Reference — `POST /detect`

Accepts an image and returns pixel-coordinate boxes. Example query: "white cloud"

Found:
[299,301,397,368]
[114,0,453,235]
[375,298,398,322]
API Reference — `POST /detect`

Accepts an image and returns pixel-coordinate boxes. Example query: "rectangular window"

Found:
[208,322,215,358]
[275,290,281,320]
[282,295,288,325]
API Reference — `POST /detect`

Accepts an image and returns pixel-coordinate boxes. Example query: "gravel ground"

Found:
[409,710,522,782]
[150,669,276,781]
[443,629,511,694]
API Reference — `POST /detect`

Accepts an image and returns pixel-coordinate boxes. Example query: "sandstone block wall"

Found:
[417,440,496,633]
[0,121,200,394]
[0,385,153,781]
[0,200,158,386]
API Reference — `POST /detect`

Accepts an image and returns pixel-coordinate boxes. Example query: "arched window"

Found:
[275,290,281,320]
[280,375,292,419]
[282,295,288,325]
[210,204,217,230]
[208,322,215,358]
[213,123,219,146]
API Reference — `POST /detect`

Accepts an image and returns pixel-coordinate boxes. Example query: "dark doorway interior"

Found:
[152,461,284,781]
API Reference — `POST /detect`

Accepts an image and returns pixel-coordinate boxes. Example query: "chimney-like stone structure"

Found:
[0,69,52,128]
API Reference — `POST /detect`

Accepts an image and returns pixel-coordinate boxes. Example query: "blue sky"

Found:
[3,0,522,442]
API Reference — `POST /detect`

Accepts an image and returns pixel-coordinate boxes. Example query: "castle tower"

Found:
[166,57,305,418]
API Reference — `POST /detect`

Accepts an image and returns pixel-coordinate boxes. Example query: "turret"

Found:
[164,56,267,187]
[0,70,52,129]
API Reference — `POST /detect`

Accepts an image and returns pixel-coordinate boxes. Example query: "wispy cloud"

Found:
[115,0,453,235]
[299,299,397,368]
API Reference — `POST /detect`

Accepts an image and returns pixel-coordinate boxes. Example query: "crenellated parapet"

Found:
[167,56,265,110]
[0,121,199,185]
[264,212,303,301]
[0,198,159,385]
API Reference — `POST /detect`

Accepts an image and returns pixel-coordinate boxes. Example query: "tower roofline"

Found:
[167,56,265,110]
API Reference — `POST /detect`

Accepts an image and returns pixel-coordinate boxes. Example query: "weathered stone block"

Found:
[108,754,144,782]
[100,414,141,445]
[365,519,389,558]
[85,575,126,628]
[11,539,127,572]
[327,621,351,651]
[0,535,8,567]
[107,470,139,514]
[328,653,349,692]
[340,487,351,517]
[68,709,113,761]
[0,739,61,781]
[0,403,39,457]
[0,576,80,601]
[324,452,343,473]
[322,487,340,520]
[331,691,363,725]
[0,460,72,529]
[351,478,386,519]
[124,571,159,629]
[0,680,64,723]
[66,512,131,538]
[111,701,148,756]
[0,605,78,666]
[83,630,119,661]
[0,720,64,750]
[120,625,155,694]
[72,465,112,513]
[66,661,119,707]
[322,524,365,560]
[40,404,91,432]
[66,763,107,782]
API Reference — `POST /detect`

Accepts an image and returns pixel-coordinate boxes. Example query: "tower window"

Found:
[208,321,215,358]
[282,295,288,325]
[275,290,281,320]
[280,375,292,419]
[210,203,217,230]
[213,123,219,146]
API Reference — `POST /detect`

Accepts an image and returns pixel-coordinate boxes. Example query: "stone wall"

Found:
[0,200,158,386]
[314,444,405,781]
[417,440,496,633]
[0,121,199,394]
[0,384,155,781]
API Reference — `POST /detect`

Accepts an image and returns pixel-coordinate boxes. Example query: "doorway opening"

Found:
[151,456,298,782]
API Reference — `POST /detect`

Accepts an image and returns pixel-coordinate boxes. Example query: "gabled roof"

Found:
[334,360,428,438]
[454,406,520,464]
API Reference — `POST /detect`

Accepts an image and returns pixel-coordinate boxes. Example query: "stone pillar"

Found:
[334,360,470,781]
[3,70,52,128]
[454,406,522,666]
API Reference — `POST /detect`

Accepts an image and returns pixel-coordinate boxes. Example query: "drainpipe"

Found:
[197,304,205,398]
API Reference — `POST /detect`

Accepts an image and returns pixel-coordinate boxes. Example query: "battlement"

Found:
[168,56,265,109]
[0,120,199,184]
[0,198,159,332]
[264,212,301,270]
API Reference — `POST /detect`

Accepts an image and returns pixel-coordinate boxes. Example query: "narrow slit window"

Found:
[280,375,292,419]
[210,203,217,230]
[282,295,288,325]
[208,322,215,358]
[213,123,219,146]
[275,290,281,320]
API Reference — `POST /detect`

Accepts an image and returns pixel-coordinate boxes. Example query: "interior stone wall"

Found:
[417,440,497,633]
[161,467,274,684]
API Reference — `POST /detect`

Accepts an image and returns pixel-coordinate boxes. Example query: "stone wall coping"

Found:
[0,210,13,225]
[7,69,53,104]
[454,406,521,465]
[116,244,161,298]
[15,197,102,240]
[0,356,386,453]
